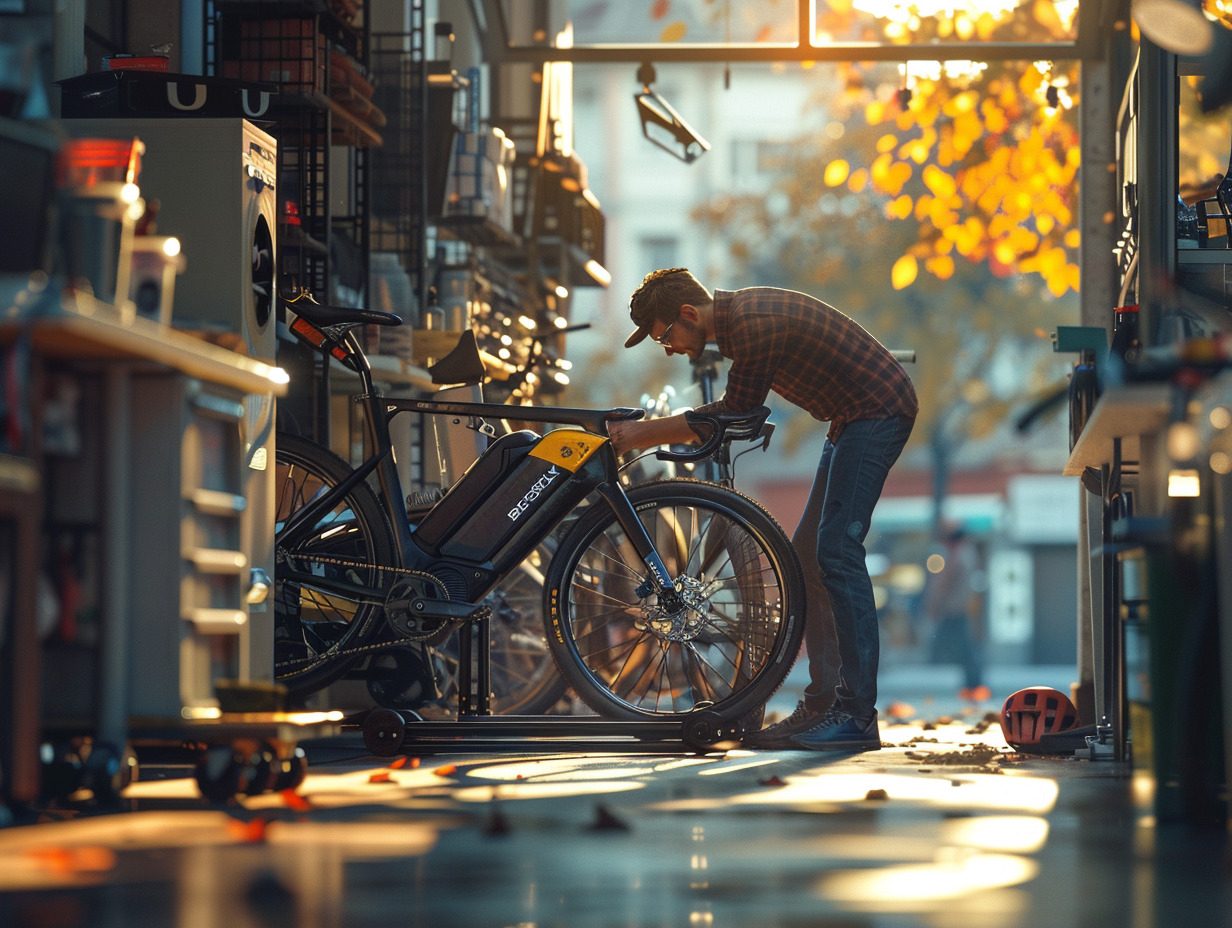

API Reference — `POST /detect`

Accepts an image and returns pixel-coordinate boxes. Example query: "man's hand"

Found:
[607,419,638,458]
[606,413,702,458]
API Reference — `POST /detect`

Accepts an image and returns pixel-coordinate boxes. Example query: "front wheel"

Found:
[545,480,804,721]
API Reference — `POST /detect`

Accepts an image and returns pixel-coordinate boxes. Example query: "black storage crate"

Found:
[58,70,279,120]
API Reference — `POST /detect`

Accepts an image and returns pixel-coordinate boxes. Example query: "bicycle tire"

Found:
[544,479,804,721]
[274,432,398,702]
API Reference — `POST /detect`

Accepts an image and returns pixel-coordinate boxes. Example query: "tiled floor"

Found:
[1,680,1228,928]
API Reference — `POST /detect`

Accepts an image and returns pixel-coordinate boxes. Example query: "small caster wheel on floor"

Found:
[81,741,138,805]
[682,709,744,752]
[195,744,249,802]
[38,740,85,803]
[362,708,408,757]
[271,745,308,792]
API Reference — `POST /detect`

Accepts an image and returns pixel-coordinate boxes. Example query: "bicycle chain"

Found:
[274,552,490,672]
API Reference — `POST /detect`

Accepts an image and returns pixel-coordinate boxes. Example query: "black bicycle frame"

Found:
[286,326,684,613]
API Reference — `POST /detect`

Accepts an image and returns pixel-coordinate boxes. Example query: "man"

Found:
[610,268,917,751]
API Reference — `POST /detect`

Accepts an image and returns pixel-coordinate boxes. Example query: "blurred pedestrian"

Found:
[922,525,988,703]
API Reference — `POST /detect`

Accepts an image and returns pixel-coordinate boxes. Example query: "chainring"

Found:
[384,573,455,643]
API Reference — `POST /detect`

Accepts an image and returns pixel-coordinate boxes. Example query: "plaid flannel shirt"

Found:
[698,287,918,442]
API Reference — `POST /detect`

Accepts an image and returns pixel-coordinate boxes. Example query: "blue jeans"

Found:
[792,416,914,720]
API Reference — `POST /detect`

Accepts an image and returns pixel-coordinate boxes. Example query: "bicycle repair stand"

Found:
[351,612,745,758]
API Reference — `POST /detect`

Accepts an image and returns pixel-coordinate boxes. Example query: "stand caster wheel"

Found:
[38,740,85,803]
[682,709,743,752]
[272,746,308,792]
[195,744,248,802]
[82,741,138,804]
[246,741,280,795]
[362,708,407,757]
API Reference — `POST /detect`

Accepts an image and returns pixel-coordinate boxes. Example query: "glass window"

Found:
[508,0,1080,48]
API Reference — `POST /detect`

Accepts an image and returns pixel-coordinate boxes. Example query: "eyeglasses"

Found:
[651,319,677,345]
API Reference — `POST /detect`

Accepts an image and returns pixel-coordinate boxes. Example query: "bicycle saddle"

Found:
[280,291,403,328]
[429,330,487,385]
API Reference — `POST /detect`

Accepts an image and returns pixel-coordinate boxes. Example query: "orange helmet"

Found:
[999,687,1079,748]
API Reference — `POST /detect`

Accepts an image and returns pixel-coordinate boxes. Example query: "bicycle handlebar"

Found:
[655,406,773,464]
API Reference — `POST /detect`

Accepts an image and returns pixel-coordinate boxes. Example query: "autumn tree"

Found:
[689,2,1085,518]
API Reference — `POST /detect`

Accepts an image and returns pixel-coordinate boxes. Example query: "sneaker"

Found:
[788,707,881,752]
[742,700,824,749]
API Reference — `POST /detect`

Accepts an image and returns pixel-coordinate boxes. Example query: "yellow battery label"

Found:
[529,428,606,472]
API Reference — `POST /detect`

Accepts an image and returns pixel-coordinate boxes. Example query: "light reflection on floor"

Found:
[0,719,1228,927]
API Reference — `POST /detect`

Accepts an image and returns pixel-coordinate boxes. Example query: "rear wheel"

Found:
[275,433,398,702]
[545,480,804,721]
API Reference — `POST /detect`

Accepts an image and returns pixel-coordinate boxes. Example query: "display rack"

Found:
[205,0,378,447]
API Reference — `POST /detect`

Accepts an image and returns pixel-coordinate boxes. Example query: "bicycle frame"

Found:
[281,319,687,621]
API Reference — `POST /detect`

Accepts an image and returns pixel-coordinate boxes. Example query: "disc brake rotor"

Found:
[637,576,712,641]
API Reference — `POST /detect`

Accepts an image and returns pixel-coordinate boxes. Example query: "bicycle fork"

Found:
[594,481,684,612]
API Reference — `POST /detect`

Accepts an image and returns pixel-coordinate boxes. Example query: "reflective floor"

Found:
[2,694,1230,928]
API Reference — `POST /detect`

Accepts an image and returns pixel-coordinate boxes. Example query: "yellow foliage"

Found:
[975,12,1000,39]
[1019,67,1045,96]
[926,254,956,279]
[1064,228,1081,248]
[660,21,688,42]
[891,253,918,290]
[1033,0,1065,32]
[866,100,887,124]
[943,91,979,118]
[1045,270,1069,298]
[923,163,957,199]
[871,152,893,188]
[914,100,940,128]
[887,194,914,219]
[824,159,851,187]
[848,168,869,192]
[993,239,1017,265]
[890,161,913,193]
[1010,225,1040,253]
[981,99,1008,135]
[871,153,912,195]
[877,134,898,154]
[930,200,959,228]
[905,138,932,164]
[952,111,983,152]
[1041,246,1069,278]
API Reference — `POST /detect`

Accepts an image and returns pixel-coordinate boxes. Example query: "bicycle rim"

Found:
[546,480,803,721]
[275,433,397,701]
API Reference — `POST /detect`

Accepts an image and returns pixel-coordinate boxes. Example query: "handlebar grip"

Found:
[655,405,772,463]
